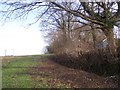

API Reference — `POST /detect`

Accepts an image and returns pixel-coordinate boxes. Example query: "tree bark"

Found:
[104,29,117,55]
[90,24,97,49]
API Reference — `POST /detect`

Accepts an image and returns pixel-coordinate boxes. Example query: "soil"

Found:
[28,56,118,88]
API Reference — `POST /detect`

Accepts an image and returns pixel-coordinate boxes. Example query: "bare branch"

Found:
[51,2,105,26]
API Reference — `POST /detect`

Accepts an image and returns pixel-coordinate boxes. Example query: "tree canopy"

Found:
[0,1,120,54]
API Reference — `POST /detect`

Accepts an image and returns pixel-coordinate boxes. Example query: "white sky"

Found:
[0,1,119,56]
[0,21,119,56]
[0,21,47,56]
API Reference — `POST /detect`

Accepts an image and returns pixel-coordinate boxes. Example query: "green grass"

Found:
[2,56,40,88]
[2,55,70,88]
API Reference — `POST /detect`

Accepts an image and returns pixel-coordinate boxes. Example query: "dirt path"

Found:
[28,57,118,88]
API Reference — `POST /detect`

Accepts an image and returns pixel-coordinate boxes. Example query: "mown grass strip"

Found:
[2,56,40,88]
[2,55,72,88]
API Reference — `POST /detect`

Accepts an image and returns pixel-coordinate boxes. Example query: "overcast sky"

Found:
[0,20,47,56]
[0,1,49,56]
[0,20,119,56]
[0,1,119,56]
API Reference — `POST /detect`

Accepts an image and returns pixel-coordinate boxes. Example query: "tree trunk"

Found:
[104,29,117,56]
[91,24,97,49]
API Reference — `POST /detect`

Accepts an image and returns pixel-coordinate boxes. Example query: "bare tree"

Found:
[51,2,120,54]
[0,1,50,24]
[0,1,120,55]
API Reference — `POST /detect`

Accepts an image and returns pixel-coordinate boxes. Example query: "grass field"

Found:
[2,55,70,88]
[2,55,117,88]
[2,55,39,88]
